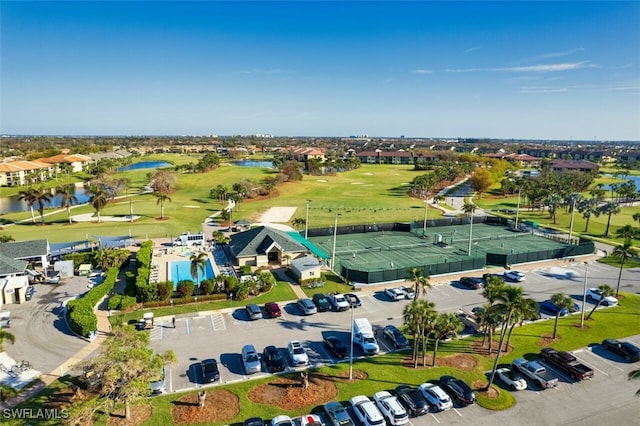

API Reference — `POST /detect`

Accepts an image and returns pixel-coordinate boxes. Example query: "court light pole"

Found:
[515,188,521,230]
[423,199,429,235]
[305,199,312,239]
[331,213,340,273]
[349,301,355,380]
[467,211,474,256]
[568,196,577,243]
[581,261,588,328]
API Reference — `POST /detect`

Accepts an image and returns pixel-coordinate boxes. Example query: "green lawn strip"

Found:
[597,256,640,268]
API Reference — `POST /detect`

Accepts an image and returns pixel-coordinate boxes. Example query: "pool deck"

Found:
[150,244,221,284]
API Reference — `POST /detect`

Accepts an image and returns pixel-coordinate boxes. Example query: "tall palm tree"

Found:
[402,299,436,368]
[32,187,53,225]
[18,187,37,223]
[56,185,79,224]
[615,224,640,243]
[550,293,576,339]
[598,201,621,237]
[86,186,109,223]
[504,297,538,351]
[586,284,615,320]
[154,192,172,220]
[431,313,463,366]
[633,212,640,225]
[291,217,306,230]
[545,193,562,224]
[577,197,600,233]
[612,242,638,297]
[629,369,640,397]
[190,252,208,293]
[405,267,432,299]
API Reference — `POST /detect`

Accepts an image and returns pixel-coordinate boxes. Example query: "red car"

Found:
[264,302,282,318]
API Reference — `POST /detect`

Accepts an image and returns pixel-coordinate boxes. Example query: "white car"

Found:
[271,415,294,426]
[384,288,404,301]
[418,382,453,411]
[287,340,309,366]
[396,286,416,300]
[504,270,526,282]
[373,391,409,425]
[586,288,618,306]
[350,395,385,426]
[328,293,350,311]
[299,414,323,426]
[496,367,527,391]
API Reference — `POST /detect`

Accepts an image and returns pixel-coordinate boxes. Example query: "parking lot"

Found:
[146,261,640,425]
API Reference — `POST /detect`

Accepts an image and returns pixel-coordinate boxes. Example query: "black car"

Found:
[262,345,287,372]
[439,375,476,406]
[244,417,264,426]
[602,339,640,362]
[323,336,349,359]
[459,277,485,289]
[395,385,429,416]
[201,358,220,383]
[482,273,502,283]
[313,293,332,312]
[344,293,362,308]
[383,325,409,349]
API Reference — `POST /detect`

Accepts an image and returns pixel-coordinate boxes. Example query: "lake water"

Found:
[0,182,91,214]
[117,161,171,172]
[233,160,274,168]
[603,174,640,189]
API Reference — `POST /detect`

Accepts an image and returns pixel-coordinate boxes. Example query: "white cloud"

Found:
[517,48,585,63]
[412,69,433,74]
[519,87,569,94]
[463,46,482,54]
[445,62,594,73]
[238,68,286,75]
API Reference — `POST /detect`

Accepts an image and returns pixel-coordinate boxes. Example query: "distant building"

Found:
[357,150,415,165]
[484,153,542,168]
[0,160,52,186]
[289,147,326,162]
[549,159,600,173]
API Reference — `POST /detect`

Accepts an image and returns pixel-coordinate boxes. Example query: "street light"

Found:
[349,301,355,380]
[423,200,429,235]
[305,199,312,239]
[568,196,577,242]
[581,262,588,328]
[331,213,340,273]
[515,188,521,230]
[467,211,474,256]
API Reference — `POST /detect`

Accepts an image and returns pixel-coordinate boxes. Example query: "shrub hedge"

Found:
[67,267,120,337]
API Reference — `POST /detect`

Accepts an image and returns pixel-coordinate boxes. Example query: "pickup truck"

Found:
[539,348,594,381]
[512,358,559,389]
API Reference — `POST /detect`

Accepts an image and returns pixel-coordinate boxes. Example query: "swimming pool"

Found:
[171,259,215,288]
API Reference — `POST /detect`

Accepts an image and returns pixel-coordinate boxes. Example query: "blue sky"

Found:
[1,1,639,140]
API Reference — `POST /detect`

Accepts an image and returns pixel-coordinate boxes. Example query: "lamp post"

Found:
[581,262,588,328]
[331,213,340,273]
[423,200,429,235]
[467,212,474,256]
[349,300,355,380]
[568,196,577,243]
[305,199,312,239]
[515,188,521,230]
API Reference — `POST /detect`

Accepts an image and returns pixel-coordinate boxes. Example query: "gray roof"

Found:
[291,255,321,272]
[0,239,49,259]
[228,226,307,260]
[0,253,28,276]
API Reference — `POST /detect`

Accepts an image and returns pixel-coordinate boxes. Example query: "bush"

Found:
[157,281,174,301]
[119,295,137,310]
[240,265,252,275]
[108,294,123,310]
[200,279,215,295]
[176,280,195,298]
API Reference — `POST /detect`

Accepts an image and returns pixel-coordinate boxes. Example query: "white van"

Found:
[353,318,379,355]
[174,232,205,247]
[241,344,261,374]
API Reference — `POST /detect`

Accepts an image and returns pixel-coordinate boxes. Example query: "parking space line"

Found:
[186,319,191,336]
[429,413,440,423]
[452,408,463,417]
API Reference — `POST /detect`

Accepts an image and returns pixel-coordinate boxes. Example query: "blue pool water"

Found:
[171,259,215,288]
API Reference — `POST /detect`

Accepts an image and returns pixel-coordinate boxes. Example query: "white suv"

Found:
[350,395,385,426]
[384,288,404,301]
[287,340,309,366]
[586,288,618,306]
[373,391,409,425]
[419,382,453,411]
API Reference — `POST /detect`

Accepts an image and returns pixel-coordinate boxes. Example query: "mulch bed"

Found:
[401,353,480,370]
[247,372,340,411]
[172,389,239,425]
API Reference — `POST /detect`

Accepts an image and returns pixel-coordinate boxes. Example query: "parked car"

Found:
[439,376,476,406]
[540,348,594,380]
[264,302,282,318]
[539,299,580,317]
[246,304,263,320]
[287,340,309,366]
[271,415,294,426]
[241,344,262,375]
[344,293,362,308]
[328,293,351,311]
[263,345,286,373]
[459,277,485,289]
[244,417,264,426]
[201,358,220,383]
[149,366,166,395]
[418,382,453,411]
[395,385,429,417]
[300,414,323,426]
[324,401,355,426]
[323,336,349,359]
[396,286,415,300]
[384,287,405,301]
[297,298,318,315]
[482,273,502,283]
[602,338,640,362]
[586,288,618,306]
[312,293,332,312]
[503,271,526,282]
[373,390,409,426]
[350,395,385,426]
[496,367,527,391]
[383,325,409,349]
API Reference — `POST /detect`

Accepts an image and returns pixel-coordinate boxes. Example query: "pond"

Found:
[116,161,171,172]
[232,160,274,168]
[0,182,91,214]
[603,173,640,189]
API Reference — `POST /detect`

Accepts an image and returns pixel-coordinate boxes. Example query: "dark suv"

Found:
[312,293,332,312]
[602,339,640,362]
[262,345,286,372]
[395,385,429,416]
[459,277,485,290]
[439,376,476,406]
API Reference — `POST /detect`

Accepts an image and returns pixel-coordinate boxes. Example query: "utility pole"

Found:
[305,199,312,239]
[423,200,428,235]
[331,213,340,272]
[581,262,588,328]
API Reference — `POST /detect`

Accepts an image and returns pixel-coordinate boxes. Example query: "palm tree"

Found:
[190,252,208,293]
[545,193,562,224]
[0,329,16,350]
[32,187,53,225]
[18,187,37,223]
[612,242,638,297]
[598,201,620,237]
[629,369,640,397]
[402,299,436,368]
[56,185,79,224]
[615,224,640,243]
[431,313,462,367]
[154,192,172,220]
[577,197,600,233]
[291,217,306,230]
[405,267,432,299]
[86,186,109,223]
[550,293,576,339]
[504,297,538,351]
[633,212,640,225]
[586,284,615,320]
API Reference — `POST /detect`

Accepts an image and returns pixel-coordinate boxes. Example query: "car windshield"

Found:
[246,354,259,362]
[203,362,217,372]
[293,347,304,354]
[335,295,346,303]
[364,336,376,344]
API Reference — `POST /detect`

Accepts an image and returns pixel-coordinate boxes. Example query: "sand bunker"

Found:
[258,207,297,223]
